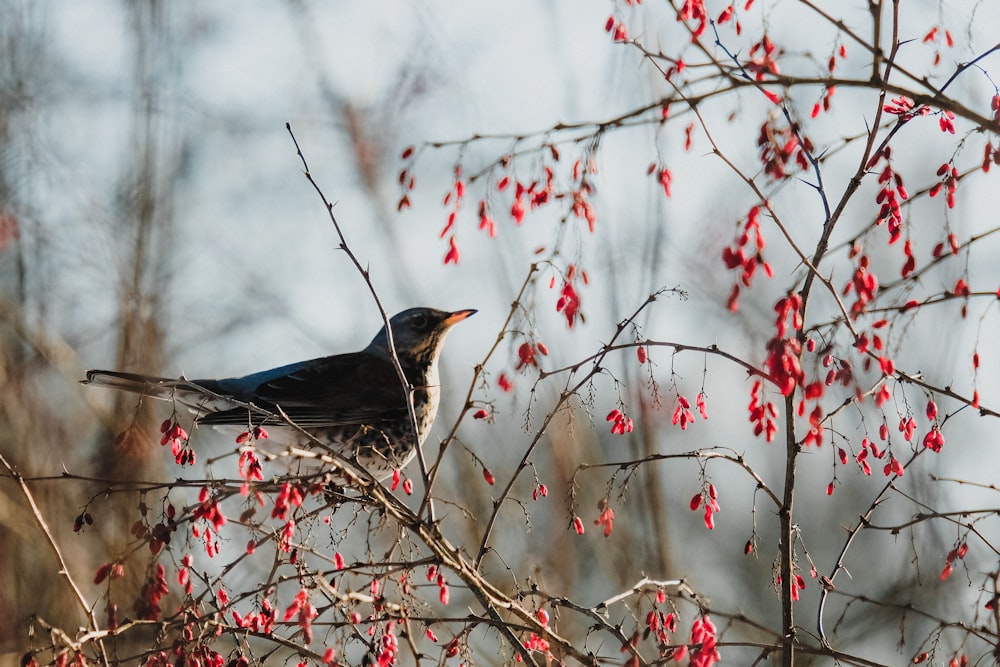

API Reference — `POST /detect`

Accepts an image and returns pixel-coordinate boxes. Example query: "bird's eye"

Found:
[410,314,429,330]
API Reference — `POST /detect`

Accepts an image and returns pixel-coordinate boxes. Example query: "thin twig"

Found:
[0,452,110,667]
[285,123,437,522]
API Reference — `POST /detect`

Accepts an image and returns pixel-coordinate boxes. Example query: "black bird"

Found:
[83,307,476,479]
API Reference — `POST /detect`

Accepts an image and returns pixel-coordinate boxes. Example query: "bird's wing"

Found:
[195,351,410,428]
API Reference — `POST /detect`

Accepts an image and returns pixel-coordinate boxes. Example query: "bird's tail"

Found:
[83,370,246,417]
[82,370,190,401]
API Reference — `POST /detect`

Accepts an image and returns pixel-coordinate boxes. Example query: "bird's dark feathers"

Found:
[196,351,415,428]
[82,306,476,478]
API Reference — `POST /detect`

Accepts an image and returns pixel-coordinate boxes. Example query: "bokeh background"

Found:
[2,1,999,664]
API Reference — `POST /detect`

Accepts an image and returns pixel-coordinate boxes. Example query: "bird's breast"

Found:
[411,363,441,443]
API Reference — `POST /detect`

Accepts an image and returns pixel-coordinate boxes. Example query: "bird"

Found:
[83,307,476,480]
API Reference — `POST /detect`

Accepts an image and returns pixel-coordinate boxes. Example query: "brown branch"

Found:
[421,263,541,514]
[0,452,110,666]
[575,448,782,509]
[473,292,666,566]
[285,123,438,521]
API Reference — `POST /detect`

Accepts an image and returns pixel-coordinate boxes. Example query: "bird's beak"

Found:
[444,309,477,326]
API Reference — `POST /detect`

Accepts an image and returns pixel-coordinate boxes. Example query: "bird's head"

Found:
[367,307,476,367]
